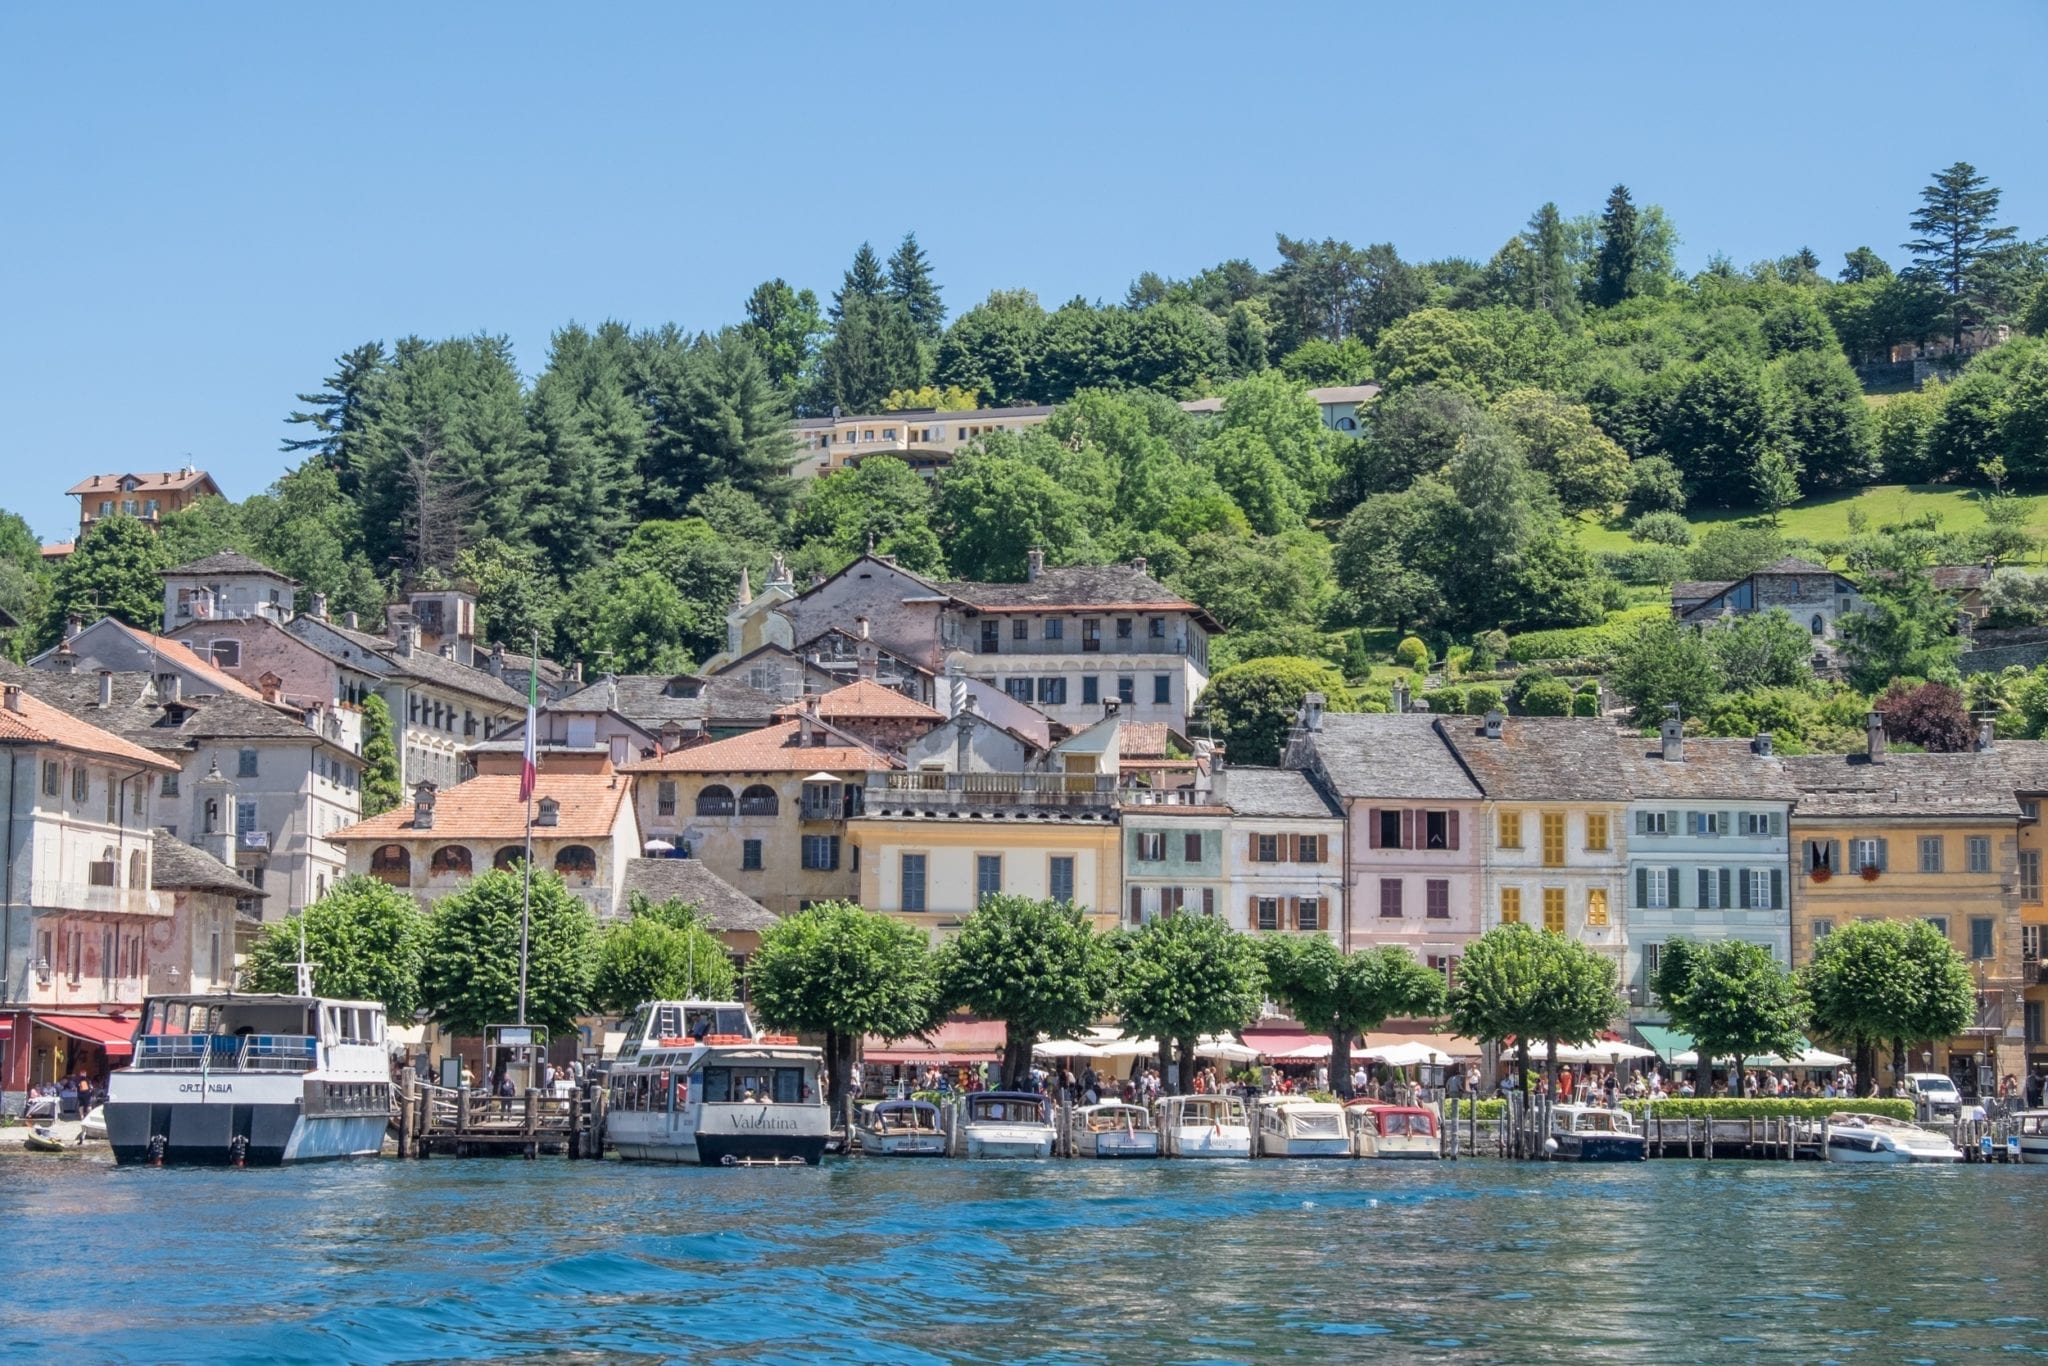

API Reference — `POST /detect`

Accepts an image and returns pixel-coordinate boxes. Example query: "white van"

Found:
[1905,1072,1962,1119]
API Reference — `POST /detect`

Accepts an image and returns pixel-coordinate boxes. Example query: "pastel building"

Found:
[1213,766,1346,942]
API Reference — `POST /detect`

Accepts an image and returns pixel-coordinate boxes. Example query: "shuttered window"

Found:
[1586,888,1608,927]
[1500,887,1521,924]
[1378,879,1403,918]
[1542,888,1565,933]
[1541,813,1565,868]
[1499,811,1523,849]
[1585,813,1609,852]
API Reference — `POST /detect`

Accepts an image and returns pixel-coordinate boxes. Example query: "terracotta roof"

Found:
[1299,714,1480,801]
[149,829,264,897]
[773,679,941,722]
[40,543,74,559]
[163,549,297,583]
[102,620,269,702]
[0,687,179,770]
[621,719,899,774]
[618,859,779,933]
[328,772,631,842]
[1614,734,1799,801]
[1216,767,1342,820]
[67,469,217,496]
[1783,750,2023,819]
[1120,722,1172,758]
[1438,717,1628,802]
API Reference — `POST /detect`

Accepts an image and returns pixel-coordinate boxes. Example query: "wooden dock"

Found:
[392,1072,605,1159]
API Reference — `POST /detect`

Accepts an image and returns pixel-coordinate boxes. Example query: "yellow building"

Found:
[2003,742,2048,1086]
[1785,731,2025,1092]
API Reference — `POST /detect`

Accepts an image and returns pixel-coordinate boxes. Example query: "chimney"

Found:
[344,611,359,630]
[1659,714,1684,762]
[260,675,281,704]
[569,661,583,685]
[1752,731,1774,756]
[2,685,20,714]
[1104,697,1120,719]
[1391,680,1409,714]
[1300,691,1326,734]
[1483,710,1504,740]
[162,674,181,704]
[946,658,967,718]
[1130,555,1148,577]
[97,669,113,708]
[411,780,437,830]
[1865,710,1887,762]
[63,614,82,642]
[487,642,505,679]
[394,624,416,657]
[438,640,454,659]
[1974,712,1997,753]
[307,591,329,621]
[855,615,870,640]
[53,643,76,675]
[857,640,878,681]
[1026,546,1044,582]
[535,796,560,828]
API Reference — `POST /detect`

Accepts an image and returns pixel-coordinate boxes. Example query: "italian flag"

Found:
[519,649,538,803]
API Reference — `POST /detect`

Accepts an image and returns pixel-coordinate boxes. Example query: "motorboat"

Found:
[78,1110,108,1143]
[1155,1094,1252,1158]
[1548,1104,1648,1162]
[1255,1098,1351,1158]
[854,1098,947,1156]
[105,993,392,1166]
[1071,1101,1160,1159]
[605,1000,830,1166]
[953,1091,1058,1158]
[2013,1110,2048,1164]
[1346,1101,1441,1159]
[1823,1111,1962,1164]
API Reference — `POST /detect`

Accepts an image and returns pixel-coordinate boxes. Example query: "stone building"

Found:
[1672,556,1863,649]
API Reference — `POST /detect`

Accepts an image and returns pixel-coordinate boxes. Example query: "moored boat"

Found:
[1153,1094,1251,1159]
[1072,1101,1159,1158]
[604,999,830,1166]
[1549,1104,1648,1162]
[1823,1111,1962,1164]
[2013,1110,2048,1164]
[1346,1101,1441,1159]
[855,1098,947,1156]
[1255,1097,1351,1158]
[953,1091,1057,1158]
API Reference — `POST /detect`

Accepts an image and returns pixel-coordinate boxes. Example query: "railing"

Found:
[1117,786,1210,806]
[27,877,158,918]
[695,798,736,816]
[133,1033,318,1073]
[868,771,1118,809]
[950,636,1195,660]
[738,797,780,817]
[800,800,844,822]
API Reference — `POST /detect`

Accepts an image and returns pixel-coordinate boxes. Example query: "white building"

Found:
[1213,766,1346,941]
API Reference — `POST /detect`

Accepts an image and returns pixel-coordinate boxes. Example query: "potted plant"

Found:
[1859,864,1880,881]
[1810,865,1832,883]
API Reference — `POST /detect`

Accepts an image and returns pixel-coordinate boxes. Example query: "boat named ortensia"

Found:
[604,1000,829,1166]
[104,993,393,1166]
[855,1098,947,1156]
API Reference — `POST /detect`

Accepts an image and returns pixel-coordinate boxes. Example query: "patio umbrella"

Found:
[1543,1040,1658,1065]
[1195,1036,1261,1063]
[1096,1037,1167,1059]
[642,838,675,853]
[1362,1041,1458,1068]
[1033,1038,1109,1059]
[1273,1040,1334,1061]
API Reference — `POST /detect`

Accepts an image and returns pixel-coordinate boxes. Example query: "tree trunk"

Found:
[1891,1036,1907,1096]
[1330,1029,1353,1100]
[1157,1038,1175,1095]
[1854,1037,1874,1096]
[1545,1038,1559,1099]
[1003,1032,1030,1092]
[1176,1036,1197,1100]
[825,1029,853,1132]
[1515,1040,1532,1158]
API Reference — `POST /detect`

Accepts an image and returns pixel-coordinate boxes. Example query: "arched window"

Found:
[554,845,598,884]
[370,844,412,887]
[203,798,220,834]
[1810,614,1825,635]
[128,849,146,889]
[429,845,473,878]
[739,784,779,816]
[493,845,526,872]
[696,784,735,816]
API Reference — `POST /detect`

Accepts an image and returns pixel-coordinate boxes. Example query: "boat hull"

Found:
[2017,1138,2048,1165]
[1165,1126,1252,1159]
[1356,1137,1441,1160]
[858,1130,948,1157]
[1554,1133,1647,1163]
[1078,1132,1160,1159]
[105,1102,385,1167]
[1825,1137,1959,1164]
[1258,1135,1353,1158]
[961,1125,1056,1159]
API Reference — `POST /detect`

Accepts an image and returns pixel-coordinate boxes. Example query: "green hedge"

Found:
[1508,604,1666,665]
[1456,1097,1914,1121]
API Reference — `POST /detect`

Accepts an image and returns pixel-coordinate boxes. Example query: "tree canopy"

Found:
[417,868,596,1038]
[940,894,1114,1090]
[241,875,428,1017]
[1260,938,1446,1097]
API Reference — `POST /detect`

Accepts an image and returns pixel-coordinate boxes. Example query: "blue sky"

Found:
[4,2,2044,542]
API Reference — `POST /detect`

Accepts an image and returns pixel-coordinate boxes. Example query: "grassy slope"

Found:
[1576,484,2041,561]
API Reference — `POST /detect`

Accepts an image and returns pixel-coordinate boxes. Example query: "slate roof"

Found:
[621,719,899,775]
[1782,750,2023,819]
[1219,766,1342,820]
[84,620,269,702]
[329,772,631,842]
[1301,714,1480,801]
[0,663,169,748]
[1670,580,1732,608]
[1998,739,2048,794]
[772,678,941,722]
[1438,717,1628,802]
[1755,556,1836,576]
[162,550,297,583]
[618,858,779,933]
[1928,564,1993,593]
[302,619,528,707]
[938,565,1212,622]
[1614,734,1799,801]
[149,829,265,898]
[559,674,787,729]
[0,684,179,770]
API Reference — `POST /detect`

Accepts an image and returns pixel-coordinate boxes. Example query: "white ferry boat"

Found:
[603,1000,829,1166]
[104,993,392,1166]
[1254,1097,1352,1158]
[1154,1094,1253,1159]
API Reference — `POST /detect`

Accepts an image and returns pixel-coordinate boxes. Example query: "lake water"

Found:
[5,1154,2045,1363]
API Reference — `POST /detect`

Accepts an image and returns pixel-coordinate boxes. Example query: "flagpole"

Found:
[518,631,537,1027]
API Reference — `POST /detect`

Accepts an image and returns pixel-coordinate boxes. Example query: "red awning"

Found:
[35,1014,136,1056]
[1243,1027,1320,1053]
[862,1020,1008,1065]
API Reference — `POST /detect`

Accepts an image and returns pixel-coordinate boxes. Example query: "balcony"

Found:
[957,635,1196,661]
[866,771,1117,811]
[28,877,159,918]
[1117,787,1215,807]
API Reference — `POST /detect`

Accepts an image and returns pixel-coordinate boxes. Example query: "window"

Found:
[1044,619,1064,641]
[238,748,259,778]
[131,782,143,816]
[902,854,926,912]
[2023,850,2042,903]
[1148,617,1165,639]
[741,839,763,871]
[656,782,676,818]
[493,845,525,872]
[105,779,117,823]
[1425,811,1449,850]
[210,640,240,668]
[1116,618,1133,640]
[801,835,839,871]
[1852,838,1882,873]
[1295,834,1322,863]
[1499,811,1522,849]
[1425,879,1449,919]
[370,845,411,886]
[1641,811,1668,836]
[1970,916,1995,960]
[235,797,257,837]
[1919,836,1943,873]
[42,761,58,796]
[1049,856,1074,904]
[554,845,597,882]
[1298,897,1322,931]
[1692,811,1723,837]
[976,854,1002,901]
[1137,832,1166,861]
[2030,1001,2045,1049]
[1924,915,1949,939]
[1038,677,1067,705]
[1543,888,1565,933]
[429,845,472,877]
[1642,942,1663,987]
[1541,813,1565,868]
[1750,869,1774,909]
[1012,619,1029,641]
[1081,619,1101,652]
[1257,897,1280,931]
[1644,868,1669,909]
[1586,888,1609,927]
[1810,614,1824,635]
[2024,799,2041,821]
[1117,676,1135,705]
[72,766,87,802]
[1812,918,1833,942]
[1183,831,1203,862]
[1378,878,1403,918]
[1255,834,1279,863]
[696,785,735,816]
[1377,809,1402,847]
[980,621,1000,655]
[1967,836,1991,874]
[1006,677,1034,702]
[1152,675,1171,705]
[1500,887,1521,924]
[1586,813,1609,852]
[1740,811,1775,837]
[1697,866,1729,909]
[1081,676,1099,705]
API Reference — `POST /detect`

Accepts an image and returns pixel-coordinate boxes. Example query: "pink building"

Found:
[1285,702,1482,975]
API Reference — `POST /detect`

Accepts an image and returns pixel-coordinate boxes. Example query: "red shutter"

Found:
[1247,833,1258,862]
[1287,833,1301,863]
[1448,810,1460,850]
[1367,809,1381,849]
[1287,896,1300,930]
[1401,809,1416,850]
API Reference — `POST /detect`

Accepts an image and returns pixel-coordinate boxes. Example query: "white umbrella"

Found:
[1362,1041,1457,1068]
[642,838,675,853]
[1195,1035,1261,1063]
[1033,1038,1108,1059]
[1096,1037,1166,1059]
[1781,1047,1850,1068]
[1273,1040,1333,1061]
[1541,1040,1657,1065]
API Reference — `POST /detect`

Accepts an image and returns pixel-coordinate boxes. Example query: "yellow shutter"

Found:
[1541,812,1565,868]
[1500,811,1521,849]
[1586,888,1608,927]
[1543,887,1566,933]
[1586,812,1609,852]
[1500,887,1521,924]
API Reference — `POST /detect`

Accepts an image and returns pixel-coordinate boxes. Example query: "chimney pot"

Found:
[63,614,82,642]
[163,674,181,704]
[411,780,437,829]
[344,611,359,630]
[2,685,20,714]
[97,669,113,708]
[1300,691,1326,734]
[1865,710,1887,762]
[1130,555,1148,577]
[856,615,870,640]
[1974,712,1996,753]
[1483,710,1504,739]
[1659,715,1684,762]
[307,591,328,621]
[1026,547,1044,582]
[1753,731,1774,756]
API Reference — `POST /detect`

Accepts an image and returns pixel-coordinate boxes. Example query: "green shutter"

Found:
[1769,811,1783,838]
[1719,867,1732,907]
[1738,869,1751,909]
[1828,838,1841,873]
[1636,866,1649,907]
[1876,837,1888,871]
[1771,868,1783,909]
[1670,866,1683,907]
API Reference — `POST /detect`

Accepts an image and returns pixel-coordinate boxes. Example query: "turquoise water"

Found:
[4,1154,2046,1362]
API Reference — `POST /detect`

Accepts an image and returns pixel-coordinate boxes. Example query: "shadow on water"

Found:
[3,1155,2046,1363]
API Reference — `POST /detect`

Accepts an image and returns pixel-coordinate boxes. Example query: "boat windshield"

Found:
[2023,1115,2048,1135]
[702,1065,808,1104]
[1380,1111,1434,1136]
[874,1103,940,1130]
[651,1003,752,1042]
[969,1096,1044,1123]
[1178,1097,1242,1124]
[1574,1110,1625,1132]
[1085,1107,1145,1132]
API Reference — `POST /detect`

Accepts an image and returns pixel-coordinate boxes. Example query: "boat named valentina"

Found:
[1154,1094,1253,1159]
[105,993,393,1166]
[604,1000,829,1166]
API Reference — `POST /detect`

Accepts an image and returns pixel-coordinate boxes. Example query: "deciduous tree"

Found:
[590,895,737,1014]
[940,894,1115,1090]
[418,868,596,1039]
[1650,939,1804,1093]
[1193,657,1353,766]
[241,875,427,1016]
[1259,939,1445,1098]
[1117,916,1268,1095]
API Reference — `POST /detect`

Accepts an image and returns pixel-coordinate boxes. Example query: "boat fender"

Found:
[147,1134,167,1167]
[720,1153,736,1167]
[230,1134,250,1169]
[1544,1137,1559,1154]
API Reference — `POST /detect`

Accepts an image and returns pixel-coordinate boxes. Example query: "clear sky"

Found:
[4,2,2044,542]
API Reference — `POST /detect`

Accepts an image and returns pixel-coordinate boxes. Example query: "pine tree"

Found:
[283,342,387,486]
[1224,302,1269,377]
[1594,184,1639,308]
[885,232,945,343]
[817,296,929,415]
[640,330,795,517]
[529,323,645,576]
[1526,202,1579,323]
[830,242,887,321]
[1905,161,2017,346]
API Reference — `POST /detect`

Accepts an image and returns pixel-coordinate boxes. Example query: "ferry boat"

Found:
[604,1000,829,1166]
[953,1091,1058,1158]
[1154,1094,1252,1159]
[104,993,392,1166]
[1548,1104,1648,1162]
[854,1098,947,1156]
[1346,1101,1442,1159]
[1822,1112,1963,1164]
[1071,1101,1160,1158]
[2012,1110,2048,1164]
[1254,1097,1351,1158]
